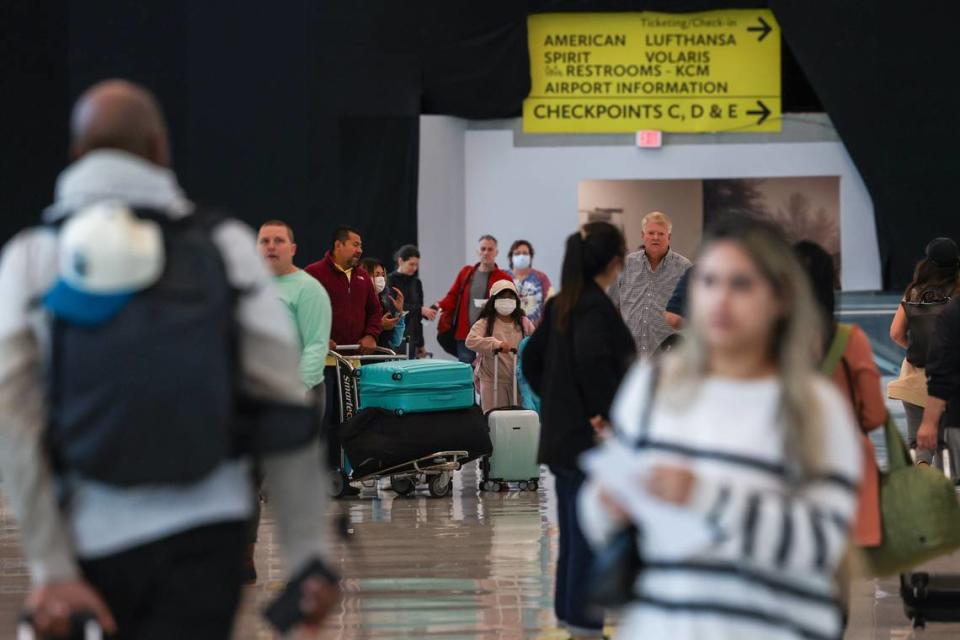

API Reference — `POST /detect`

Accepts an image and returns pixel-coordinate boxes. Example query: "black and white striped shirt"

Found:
[580,365,862,640]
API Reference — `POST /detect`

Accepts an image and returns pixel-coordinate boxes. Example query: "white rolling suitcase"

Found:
[481,348,541,492]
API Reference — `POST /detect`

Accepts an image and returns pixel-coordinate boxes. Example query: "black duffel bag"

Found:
[340,406,492,477]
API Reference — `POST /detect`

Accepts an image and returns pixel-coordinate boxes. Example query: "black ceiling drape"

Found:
[769,2,960,290]
[1,2,951,289]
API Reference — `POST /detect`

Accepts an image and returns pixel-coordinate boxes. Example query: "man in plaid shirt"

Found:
[609,211,692,359]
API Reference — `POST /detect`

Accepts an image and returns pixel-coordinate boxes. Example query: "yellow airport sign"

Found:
[524,10,782,133]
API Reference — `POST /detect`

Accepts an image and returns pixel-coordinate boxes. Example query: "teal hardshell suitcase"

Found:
[358,359,475,415]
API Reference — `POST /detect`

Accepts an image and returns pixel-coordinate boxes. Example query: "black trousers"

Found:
[79,521,247,640]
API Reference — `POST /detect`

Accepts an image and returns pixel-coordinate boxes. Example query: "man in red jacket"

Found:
[305,226,382,496]
[436,234,512,364]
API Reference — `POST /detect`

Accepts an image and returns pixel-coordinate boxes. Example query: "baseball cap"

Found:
[489,279,519,298]
[42,201,165,326]
[926,237,960,268]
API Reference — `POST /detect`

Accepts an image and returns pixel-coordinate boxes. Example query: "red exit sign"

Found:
[636,130,662,148]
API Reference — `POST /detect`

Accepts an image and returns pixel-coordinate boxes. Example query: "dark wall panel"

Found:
[0,3,68,243]
[1,2,951,289]
[770,1,960,289]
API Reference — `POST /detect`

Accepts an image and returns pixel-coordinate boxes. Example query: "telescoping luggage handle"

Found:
[492,347,519,408]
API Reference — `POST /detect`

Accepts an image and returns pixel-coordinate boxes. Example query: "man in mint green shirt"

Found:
[258,220,332,391]
[247,219,332,581]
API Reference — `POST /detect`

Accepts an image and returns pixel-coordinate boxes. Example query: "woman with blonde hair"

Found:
[579,217,862,640]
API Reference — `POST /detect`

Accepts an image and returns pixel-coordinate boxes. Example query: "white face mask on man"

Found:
[494,299,517,316]
[511,254,531,270]
[374,276,386,293]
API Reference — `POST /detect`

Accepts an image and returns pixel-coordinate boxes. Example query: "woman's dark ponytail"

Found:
[555,233,585,330]
[554,222,625,330]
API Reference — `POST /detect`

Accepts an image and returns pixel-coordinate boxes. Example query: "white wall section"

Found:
[418,116,880,356]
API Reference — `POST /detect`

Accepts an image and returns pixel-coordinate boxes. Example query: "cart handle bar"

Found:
[332,345,397,356]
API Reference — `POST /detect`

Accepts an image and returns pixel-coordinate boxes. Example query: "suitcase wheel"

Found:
[428,473,452,498]
[529,480,539,492]
[908,572,930,600]
[390,476,415,496]
[519,481,529,491]
[392,372,403,381]
[394,408,405,417]
[482,480,497,492]
[329,470,351,499]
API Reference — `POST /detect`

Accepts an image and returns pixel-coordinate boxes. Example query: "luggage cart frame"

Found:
[329,346,469,498]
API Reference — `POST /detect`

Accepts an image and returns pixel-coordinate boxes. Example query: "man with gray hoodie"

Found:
[0,80,336,638]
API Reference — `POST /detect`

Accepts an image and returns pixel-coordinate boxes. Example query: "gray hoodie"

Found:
[0,150,327,585]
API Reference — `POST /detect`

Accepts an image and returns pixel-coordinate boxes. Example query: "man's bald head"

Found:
[70,80,170,166]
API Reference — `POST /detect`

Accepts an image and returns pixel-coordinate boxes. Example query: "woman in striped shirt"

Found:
[579,217,862,640]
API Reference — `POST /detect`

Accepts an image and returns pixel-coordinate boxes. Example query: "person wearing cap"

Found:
[437,234,512,364]
[0,80,336,638]
[892,238,960,461]
[465,279,535,413]
[608,211,691,359]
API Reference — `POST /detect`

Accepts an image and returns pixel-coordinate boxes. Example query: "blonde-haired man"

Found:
[609,211,692,358]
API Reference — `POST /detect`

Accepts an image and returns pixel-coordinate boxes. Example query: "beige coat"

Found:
[465,316,535,412]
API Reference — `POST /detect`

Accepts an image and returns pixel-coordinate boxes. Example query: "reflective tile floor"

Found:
[3,462,960,639]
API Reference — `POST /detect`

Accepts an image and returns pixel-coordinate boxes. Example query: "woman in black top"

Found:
[523,222,635,639]
[888,237,960,461]
[387,245,432,358]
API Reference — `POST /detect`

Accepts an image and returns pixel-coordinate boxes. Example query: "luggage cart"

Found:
[329,346,469,498]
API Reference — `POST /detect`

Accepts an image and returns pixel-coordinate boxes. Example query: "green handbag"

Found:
[863,414,960,576]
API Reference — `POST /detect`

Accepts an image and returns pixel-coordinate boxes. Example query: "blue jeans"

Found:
[456,340,476,365]
[551,466,603,634]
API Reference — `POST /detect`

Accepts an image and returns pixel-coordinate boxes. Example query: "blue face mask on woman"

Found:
[512,254,531,270]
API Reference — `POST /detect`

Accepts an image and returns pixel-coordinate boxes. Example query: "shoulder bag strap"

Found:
[449,265,475,329]
[820,323,853,377]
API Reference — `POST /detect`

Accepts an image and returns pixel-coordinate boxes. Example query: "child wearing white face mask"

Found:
[466,279,535,412]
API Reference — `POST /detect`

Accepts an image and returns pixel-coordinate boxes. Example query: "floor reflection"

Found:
[236,461,562,639]
[2,460,960,638]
